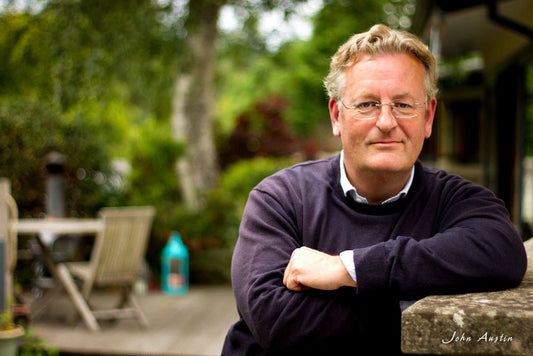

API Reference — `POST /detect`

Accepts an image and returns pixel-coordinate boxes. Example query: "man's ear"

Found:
[329,99,342,137]
[424,97,437,139]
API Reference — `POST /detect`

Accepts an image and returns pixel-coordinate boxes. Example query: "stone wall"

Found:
[401,238,533,355]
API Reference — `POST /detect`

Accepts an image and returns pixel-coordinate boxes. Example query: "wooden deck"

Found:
[28,285,238,356]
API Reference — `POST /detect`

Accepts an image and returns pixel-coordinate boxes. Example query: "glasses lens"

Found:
[343,100,424,120]
[392,102,416,119]
[357,103,378,119]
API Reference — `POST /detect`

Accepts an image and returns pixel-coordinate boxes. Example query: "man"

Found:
[222,24,527,355]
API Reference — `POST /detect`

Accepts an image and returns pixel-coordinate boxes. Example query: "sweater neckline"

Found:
[331,155,420,215]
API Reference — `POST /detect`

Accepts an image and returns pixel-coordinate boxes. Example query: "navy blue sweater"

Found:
[223,155,527,355]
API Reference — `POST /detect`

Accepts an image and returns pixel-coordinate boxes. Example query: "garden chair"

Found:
[56,206,155,331]
[3,192,18,305]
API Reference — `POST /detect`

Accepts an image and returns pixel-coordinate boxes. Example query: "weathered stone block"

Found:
[401,239,533,355]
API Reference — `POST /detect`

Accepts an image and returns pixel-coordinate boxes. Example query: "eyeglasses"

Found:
[341,100,426,120]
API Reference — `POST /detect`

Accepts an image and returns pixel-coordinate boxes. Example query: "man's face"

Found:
[329,53,436,180]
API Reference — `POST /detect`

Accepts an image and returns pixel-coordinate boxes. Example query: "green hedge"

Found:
[154,156,295,285]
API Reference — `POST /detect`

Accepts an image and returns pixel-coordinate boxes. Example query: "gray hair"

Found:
[323,24,438,104]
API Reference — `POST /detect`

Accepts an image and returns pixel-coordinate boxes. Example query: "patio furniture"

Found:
[56,206,155,331]
[3,192,18,308]
[16,218,104,278]
[16,216,105,319]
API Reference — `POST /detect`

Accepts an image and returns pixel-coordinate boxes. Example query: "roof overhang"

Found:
[413,0,533,69]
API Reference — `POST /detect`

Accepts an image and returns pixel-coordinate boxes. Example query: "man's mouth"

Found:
[371,140,402,147]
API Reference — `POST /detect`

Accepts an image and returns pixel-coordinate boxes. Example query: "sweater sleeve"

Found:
[231,185,366,351]
[353,175,527,298]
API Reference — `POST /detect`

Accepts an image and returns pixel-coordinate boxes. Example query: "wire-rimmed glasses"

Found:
[341,100,427,120]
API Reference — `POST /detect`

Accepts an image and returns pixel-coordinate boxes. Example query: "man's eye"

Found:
[394,102,412,109]
[357,102,376,109]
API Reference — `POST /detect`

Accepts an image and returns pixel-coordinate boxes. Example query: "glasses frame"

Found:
[340,100,427,121]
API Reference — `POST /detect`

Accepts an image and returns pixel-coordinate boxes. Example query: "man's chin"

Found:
[365,158,412,175]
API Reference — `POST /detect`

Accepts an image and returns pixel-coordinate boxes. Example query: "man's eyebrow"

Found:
[392,93,416,100]
[348,92,380,101]
[348,92,415,102]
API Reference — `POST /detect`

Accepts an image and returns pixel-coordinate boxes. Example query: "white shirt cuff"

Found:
[339,250,357,282]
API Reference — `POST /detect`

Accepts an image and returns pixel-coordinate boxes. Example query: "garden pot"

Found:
[0,325,24,356]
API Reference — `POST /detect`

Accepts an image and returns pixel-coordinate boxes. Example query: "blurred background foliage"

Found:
[0,0,416,285]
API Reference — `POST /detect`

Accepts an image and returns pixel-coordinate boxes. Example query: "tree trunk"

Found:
[171,1,222,209]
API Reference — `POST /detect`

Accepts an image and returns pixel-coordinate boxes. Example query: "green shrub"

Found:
[155,156,295,284]
[0,97,114,217]
[220,156,294,211]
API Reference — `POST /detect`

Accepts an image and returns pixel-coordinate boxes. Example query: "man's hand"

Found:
[283,247,357,291]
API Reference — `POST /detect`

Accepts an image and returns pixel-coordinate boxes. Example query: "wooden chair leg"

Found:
[56,264,100,331]
[128,293,149,328]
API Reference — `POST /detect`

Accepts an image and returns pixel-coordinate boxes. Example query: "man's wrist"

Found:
[339,250,357,283]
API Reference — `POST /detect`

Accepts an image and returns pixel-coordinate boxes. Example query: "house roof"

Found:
[413,0,533,68]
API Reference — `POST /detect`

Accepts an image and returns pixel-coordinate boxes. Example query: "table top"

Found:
[16,218,104,235]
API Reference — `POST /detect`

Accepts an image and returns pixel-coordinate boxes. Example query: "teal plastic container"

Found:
[161,231,189,295]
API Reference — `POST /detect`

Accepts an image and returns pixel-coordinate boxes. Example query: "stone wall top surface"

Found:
[401,238,533,355]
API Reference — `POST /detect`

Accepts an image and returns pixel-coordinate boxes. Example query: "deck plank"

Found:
[29,285,238,356]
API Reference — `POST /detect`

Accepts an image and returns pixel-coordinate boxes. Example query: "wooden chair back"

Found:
[91,206,155,285]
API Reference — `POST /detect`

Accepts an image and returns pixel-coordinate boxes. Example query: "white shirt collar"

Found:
[339,150,414,205]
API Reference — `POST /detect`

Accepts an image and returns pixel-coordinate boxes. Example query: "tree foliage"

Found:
[0,0,179,215]
[0,0,418,283]
[215,0,413,139]
[0,97,113,216]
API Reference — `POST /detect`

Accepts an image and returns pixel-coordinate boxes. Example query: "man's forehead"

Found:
[349,52,424,67]
[342,54,426,100]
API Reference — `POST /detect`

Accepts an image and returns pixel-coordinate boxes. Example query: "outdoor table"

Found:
[16,218,103,238]
[15,218,104,317]
[15,218,103,280]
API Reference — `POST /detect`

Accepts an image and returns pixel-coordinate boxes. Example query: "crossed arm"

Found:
[283,246,356,291]
[233,175,527,349]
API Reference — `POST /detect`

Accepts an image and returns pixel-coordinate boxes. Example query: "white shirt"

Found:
[338,150,415,282]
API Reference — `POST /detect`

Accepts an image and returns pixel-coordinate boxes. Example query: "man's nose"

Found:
[375,104,398,132]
